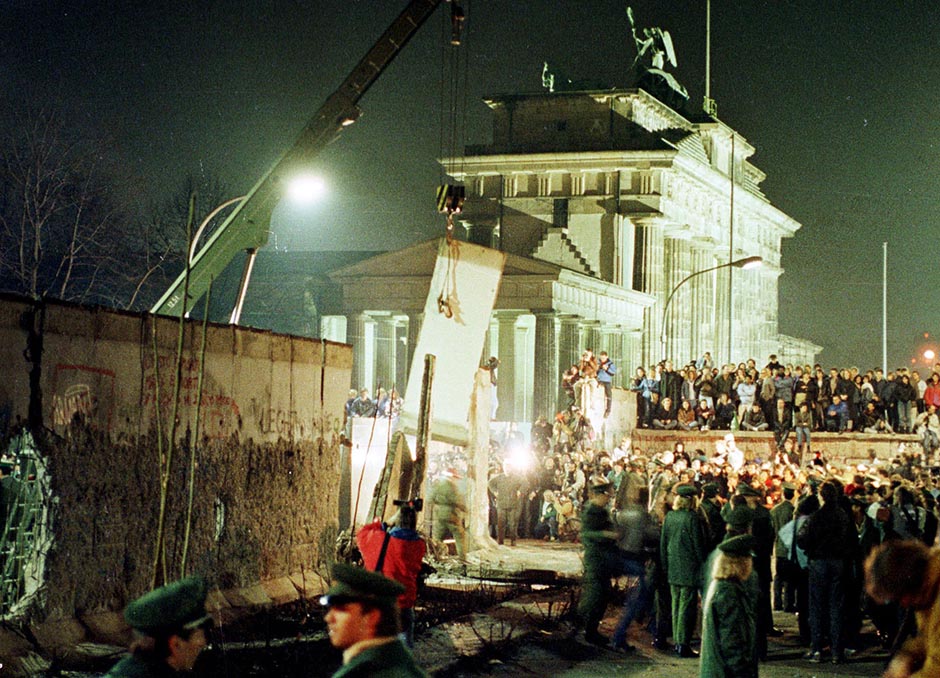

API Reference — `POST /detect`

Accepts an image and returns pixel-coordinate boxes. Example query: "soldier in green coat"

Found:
[105,577,212,678]
[322,564,428,678]
[660,484,706,658]
[578,481,620,645]
[700,535,759,678]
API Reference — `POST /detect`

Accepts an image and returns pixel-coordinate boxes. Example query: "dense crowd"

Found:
[630,353,940,458]
[472,351,940,670]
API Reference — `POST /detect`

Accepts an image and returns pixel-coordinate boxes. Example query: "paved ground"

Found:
[420,539,888,678]
[434,608,888,677]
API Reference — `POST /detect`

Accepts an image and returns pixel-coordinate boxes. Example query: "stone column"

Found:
[346,313,369,391]
[600,325,622,388]
[394,318,408,392]
[558,315,581,406]
[533,313,558,419]
[558,315,581,374]
[496,312,520,421]
[689,247,715,361]
[634,219,665,365]
[402,312,424,392]
[374,315,397,393]
[580,320,602,355]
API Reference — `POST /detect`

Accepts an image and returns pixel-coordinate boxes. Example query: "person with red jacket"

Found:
[356,500,427,647]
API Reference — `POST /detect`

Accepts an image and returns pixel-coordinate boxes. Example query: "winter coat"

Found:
[661,508,706,586]
[700,576,758,678]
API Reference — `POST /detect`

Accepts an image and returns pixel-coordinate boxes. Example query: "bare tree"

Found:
[122,173,232,311]
[0,109,123,304]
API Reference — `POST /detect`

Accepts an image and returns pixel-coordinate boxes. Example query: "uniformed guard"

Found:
[737,483,778,659]
[578,480,620,646]
[700,535,759,678]
[321,563,428,678]
[660,483,706,658]
[105,576,212,677]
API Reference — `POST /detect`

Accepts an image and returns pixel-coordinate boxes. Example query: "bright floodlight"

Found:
[925,349,936,361]
[287,174,327,204]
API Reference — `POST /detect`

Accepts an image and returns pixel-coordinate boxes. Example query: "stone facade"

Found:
[445,88,815,372]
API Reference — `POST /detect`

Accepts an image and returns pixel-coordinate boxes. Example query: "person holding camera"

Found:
[356,498,427,647]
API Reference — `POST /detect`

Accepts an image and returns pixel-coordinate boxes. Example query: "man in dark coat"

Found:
[661,484,706,658]
[578,481,620,645]
[737,484,778,659]
[770,484,797,612]
[700,482,726,551]
[796,481,856,665]
[700,535,759,678]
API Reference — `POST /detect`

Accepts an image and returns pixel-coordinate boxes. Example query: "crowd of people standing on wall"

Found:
[630,353,940,459]
[345,386,403,420]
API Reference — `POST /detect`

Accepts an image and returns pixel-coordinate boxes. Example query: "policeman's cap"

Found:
[675,484,700,498]
[590,481,614,495]
[718,534,756,557]
[726,505,755,529]
[124,576,210,636]
[736,484,761,497]
[701,482,720,499]
[320,563,404,607]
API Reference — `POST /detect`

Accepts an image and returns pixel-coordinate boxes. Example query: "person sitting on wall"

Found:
[741,403,769,432]
[696,398,716,431]
[351,388,377,418]
[652,396,679,430]
[105,577,212,678]
[714,393,737,430]
[860,401,893,434]
[824,394,849,432]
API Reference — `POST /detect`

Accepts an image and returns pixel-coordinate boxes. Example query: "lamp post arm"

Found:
[659,260,734,361]
[151,0,449,318]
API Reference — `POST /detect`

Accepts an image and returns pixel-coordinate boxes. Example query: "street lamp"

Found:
[659,255,762,361]
[167,174,328,325]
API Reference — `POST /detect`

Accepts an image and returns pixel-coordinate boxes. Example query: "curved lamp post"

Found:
[659,255,763,361]
[169,174,327,325]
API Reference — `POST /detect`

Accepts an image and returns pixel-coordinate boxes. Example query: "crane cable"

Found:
[436,0,468,318]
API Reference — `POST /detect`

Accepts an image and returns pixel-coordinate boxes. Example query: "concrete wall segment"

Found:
[0,295,351,669]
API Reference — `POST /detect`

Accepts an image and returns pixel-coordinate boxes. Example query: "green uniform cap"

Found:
[702,482,720,498]
[782,482,797,490]
[675,484,699,498]
[124,576,209,636]
[726,505,755,529]
[590,481,614,495]
[321,563,405,607]
[736,484,760,497]
[718,534,756,557]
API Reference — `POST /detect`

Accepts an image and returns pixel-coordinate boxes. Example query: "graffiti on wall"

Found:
[50,364,116,435]
[141,354,240,439]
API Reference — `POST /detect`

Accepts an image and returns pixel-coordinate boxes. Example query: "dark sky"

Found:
[5,0,940,370]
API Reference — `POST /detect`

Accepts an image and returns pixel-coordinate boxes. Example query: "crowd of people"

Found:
[344,386,403,420]
[572,436,940,673]
[630,354,940,458]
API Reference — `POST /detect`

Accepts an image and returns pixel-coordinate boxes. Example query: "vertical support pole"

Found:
[410,354,435,500]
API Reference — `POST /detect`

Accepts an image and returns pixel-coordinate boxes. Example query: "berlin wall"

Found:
[0,295,351,671]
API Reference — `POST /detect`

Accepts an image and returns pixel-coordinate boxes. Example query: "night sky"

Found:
[5,1,940,370]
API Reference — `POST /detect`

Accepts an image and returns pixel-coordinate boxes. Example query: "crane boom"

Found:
[152,0,448,317]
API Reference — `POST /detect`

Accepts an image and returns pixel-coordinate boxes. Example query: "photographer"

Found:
[356,498,427,647]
